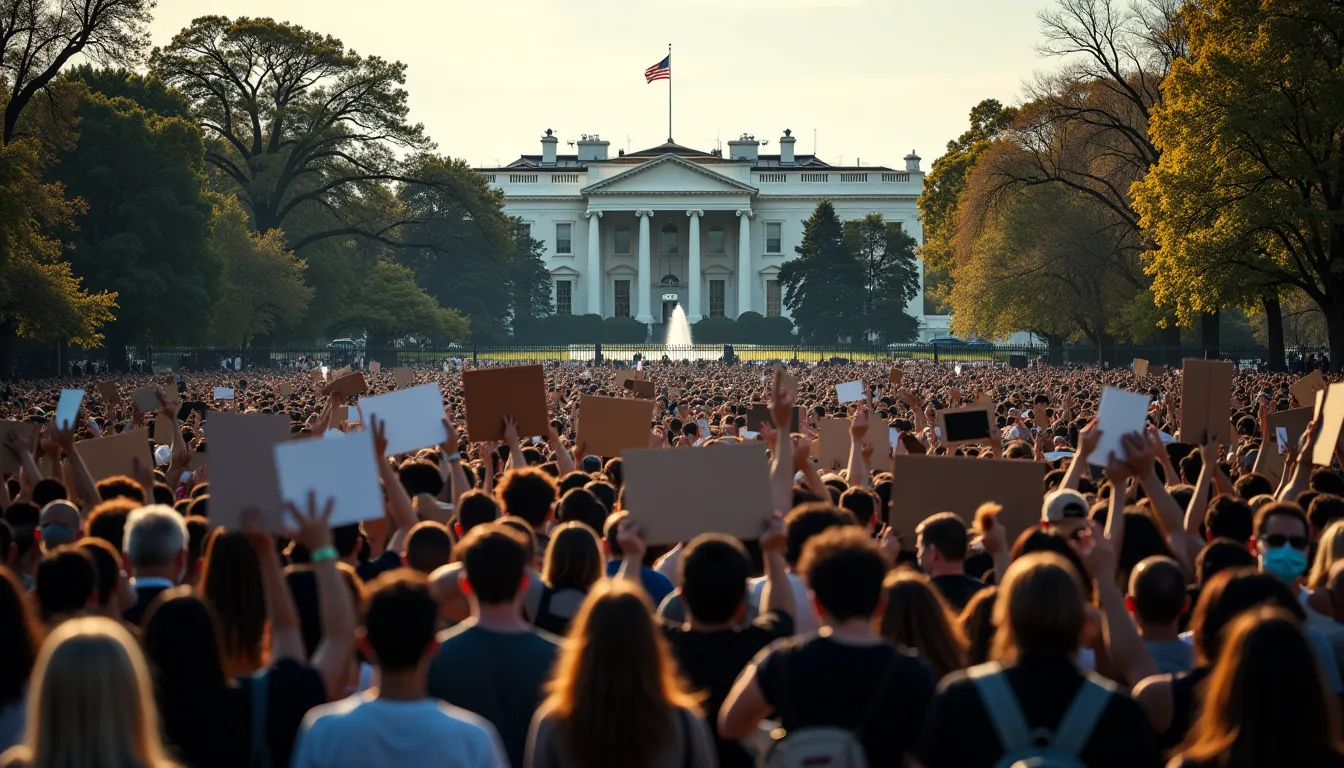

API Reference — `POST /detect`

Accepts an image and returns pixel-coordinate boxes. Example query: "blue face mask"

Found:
[1262,545,1308,584]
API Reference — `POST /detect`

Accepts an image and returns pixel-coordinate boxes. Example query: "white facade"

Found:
[476,131,950,339]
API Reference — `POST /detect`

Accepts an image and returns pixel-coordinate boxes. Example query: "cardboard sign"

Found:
[131,387,161,412]
[817,418,853,468]
[277,382,295,398]
[747,404,800,432]
[369,361,382,375]
[889,367,903,386]
[74,428,151,481]
[1291,371,1327,409]
[207,412,293,530]
[329,405,350,428]
[325,371,368,400]
[274,429,383,528]
[937,407,994,445]
[623,378,656,399]
[393,367,415,388]
[622,443,773,544]
[1094,387,1151,466]
[461,364,548,442]
[95,381,121,406]
[890,454,1046,545]
[1314,382,1344,466]
[0,421,39,476]
[1254,406,1313,480]
[773,364,798,402]
[578,395,655,457]
[185,450,208,471]
[358,384,448,456]
[308,368,327,383]
[1182,359,1234,443]
[176,402,207,422]
[152,414,177,446]
[1134,358,1150,378]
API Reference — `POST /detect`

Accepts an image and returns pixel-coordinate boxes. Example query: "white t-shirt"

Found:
[291,694,508,768]
[747,572,819,635]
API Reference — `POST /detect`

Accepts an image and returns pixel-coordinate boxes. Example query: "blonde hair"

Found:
[991,552,1087,663]
[0,616,178,768]
[1308,520,1344,589]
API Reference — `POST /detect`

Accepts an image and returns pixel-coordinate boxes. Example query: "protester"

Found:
[879,568,968,680]
[1128,556,1193,673]
[121,505,189,627]
[915,512,988,611]
[0,568,40,754]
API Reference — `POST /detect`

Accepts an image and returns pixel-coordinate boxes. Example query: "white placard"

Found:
[274,429,383,527]
[1045,451,1077,462]
[357,384,447,456]
[740,430,760,440]
[213,387,234,400]
[1092,387,1151,467]
[56,389,85,431]
[889,427,899,446]
[836,380,865,404]
[1277,426,1290,455]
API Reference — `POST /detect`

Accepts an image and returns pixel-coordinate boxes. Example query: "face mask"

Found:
[1262,545,1308,584]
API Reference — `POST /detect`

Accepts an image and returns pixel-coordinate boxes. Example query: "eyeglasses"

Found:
[1264,534,1309,550]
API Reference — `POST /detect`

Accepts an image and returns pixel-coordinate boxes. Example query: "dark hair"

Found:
[1206,495,1254,543]
[3,502,38,559]
[35,545,97,622]
[602,457,623,490]
[397,459,444,498]
[31,478,67,507]
[1129,556,1187,624]
[404,521,454,574]
[1310,469,1344,497]
[1308,494,1344,535]
[1010,528,1094,599]
[679,534,750,624]
[362,570,439,672]
[584,480,616,514]
[0,566,43,706]
[85,498,138,553]
[198,529,266,670]
[838,487,879,528]
[333,523,362,558]
[151,483,175,506]
[799,527,886,621]
[76,537,121,607]
[1196,538,1257,587]
[496,467,559,529]
[959,586,997,665]
[1234,473,1275,501]
[284,564,364,657]
[186,493,208,519]
[557,471,591,497]
[185,515,210,573]
[556,488,607,533]
[1189,567,1304,664]
[542,522,604,592]
[917,512,969,562]
[459,523,531,604]
[1254,501,1309,538]
[784,503,857,567]
[1117,511,1179,589]
[95,475,146,504]
[457,489,499,533]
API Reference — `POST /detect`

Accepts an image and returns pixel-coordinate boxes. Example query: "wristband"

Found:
[310,546,338,563]
[445,452,462,462]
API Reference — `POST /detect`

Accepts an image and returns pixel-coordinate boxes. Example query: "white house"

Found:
[476,130,950,340]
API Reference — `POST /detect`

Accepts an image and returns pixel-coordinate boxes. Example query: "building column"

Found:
[636,210,653,324]
[584,211,602,315]
[736,209,754,317]
[686,210,703,322]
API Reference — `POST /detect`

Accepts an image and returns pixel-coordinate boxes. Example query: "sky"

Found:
[149,0,1059,171]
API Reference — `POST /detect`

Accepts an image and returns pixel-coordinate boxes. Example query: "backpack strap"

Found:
[967,662,1032,753]
[249,669,271,768]
[853,650,903,739]
[1048,675,1116,756]
[677,707,694,768]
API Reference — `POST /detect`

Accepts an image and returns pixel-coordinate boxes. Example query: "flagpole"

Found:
[667,43,673,143]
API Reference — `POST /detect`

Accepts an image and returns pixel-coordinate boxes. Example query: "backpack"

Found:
[967,661,1115,768]
[757,647,901,768]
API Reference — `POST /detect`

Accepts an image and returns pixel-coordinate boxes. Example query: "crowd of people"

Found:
[1,356,1343,767]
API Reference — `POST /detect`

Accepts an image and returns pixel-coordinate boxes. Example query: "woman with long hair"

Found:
[957,585,997,666]
[877,569,967,680]
[526,579,714,768]
[1170,607,1344,768]
[0,568,42,753]
[1308,519,1344,590]
[197,529,267,678]
[0,616,179,768]
[532,522,604,636]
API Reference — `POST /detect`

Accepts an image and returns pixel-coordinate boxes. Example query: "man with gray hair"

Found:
[121,504,189,627]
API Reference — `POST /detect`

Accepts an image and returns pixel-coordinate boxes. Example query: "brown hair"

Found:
[916,512,969,561]
[197,529,266,673]
[878,569,967,679]
[992,552,1086,662]
[958,586,998,665]
[540,580,700,768]
[541,522,603,592]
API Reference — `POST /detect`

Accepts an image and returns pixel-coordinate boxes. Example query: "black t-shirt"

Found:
[663,610,795,768]
[355,550,400,583]
[913,654,1162,768]
[931,573,988,613]
[753,634,935,767]
[231,659,328,768]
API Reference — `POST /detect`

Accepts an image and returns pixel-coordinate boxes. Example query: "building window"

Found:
[555,281,572,315]
[765,222,782,254]
[709,280,726,318]
[708,228,725,255]
[555,223,572,255]
[614,226,631,255]
[660,223,679,254]
[614,280,631,318]
[766,280,782,317]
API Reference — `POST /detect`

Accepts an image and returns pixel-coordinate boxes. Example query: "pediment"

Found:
[582,155,757,197]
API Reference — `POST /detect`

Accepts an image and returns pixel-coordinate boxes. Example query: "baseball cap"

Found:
[1041,489,1090,524]
[38,500,81,547]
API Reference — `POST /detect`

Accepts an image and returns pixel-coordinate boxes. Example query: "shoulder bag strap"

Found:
[967,662,1032,753]
[678,707,694,768]
[249,669,271,768]
[853,650,903,739]
[1049,675,1116,756]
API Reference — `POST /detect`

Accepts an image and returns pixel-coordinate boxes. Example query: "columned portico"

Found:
[736,210,753,317]
[686,209,703,322]
[583,210,602,314]
[635,210,654,324]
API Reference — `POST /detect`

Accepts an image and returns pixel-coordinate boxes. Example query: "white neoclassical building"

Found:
[477,130,950,339]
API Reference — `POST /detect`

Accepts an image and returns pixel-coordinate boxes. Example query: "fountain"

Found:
[664,304,693,347]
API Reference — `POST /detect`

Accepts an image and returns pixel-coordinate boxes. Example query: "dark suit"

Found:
[122,584,172,628]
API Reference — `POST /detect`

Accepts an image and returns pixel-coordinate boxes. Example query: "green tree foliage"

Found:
[843,214,921,344]
[333,261,469,347]
[53,67,217,369]
[917,99,1017,313]
[207,195,312,348]
[778,201,864,343]
[1132,0,1344,361]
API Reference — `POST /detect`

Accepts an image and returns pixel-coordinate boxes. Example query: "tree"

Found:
[1131,0,1342,365]
[505,222,555,336]
[843,214,920,344]
[207,195,312,348]
[52,67,218,369]
[917,99,1017,314]
[332,260,468,347]
[777,201,863,343]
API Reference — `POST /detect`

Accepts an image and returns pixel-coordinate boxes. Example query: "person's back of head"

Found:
[799,526,886,624]
[915,512,969,572]
[122,505,188,578]
[1234,472,1275,501]
[1205,494,1253,543]
[958,586,998,666]
[1196,538,1257,588]
[1127,555,1187,626]
[458,523,531,606]
[4,501,39,566]
[85,498,138,554]
[496,466,559,530]
[397,459,444,498]
[555,488,607,533]
[1188,567,1304,665]
[1310,468,1344,497]
[35,546,97,624]
[140,589,229,703]
[837,487,879,529]
[784,502,858,570]
[0,566,42,709]
[879,568,966,679]
[76,538,123,614]
[542,522,603,592]
[1308,495,1344,538]
[679,534,751,625]
[557,471,590,497]
[95,475,146,504]
[404,521,454,574]
[456,489,499,536]
[602,457,623,490]
[361,569,439,674]
[197,529,265,669]
[583,480,616,515]
[993,552,1087,660]
[31,478,67,508]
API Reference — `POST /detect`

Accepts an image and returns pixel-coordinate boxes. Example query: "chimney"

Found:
[728,133,760,163]
[540,129,558,167]
[904,149,922,173]
[779,129,796,165]
[577,134,609,162]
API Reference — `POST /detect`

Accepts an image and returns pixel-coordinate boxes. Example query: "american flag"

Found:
[644,55,670,83]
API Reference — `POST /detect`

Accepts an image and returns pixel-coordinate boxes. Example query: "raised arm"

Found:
[548,421,575,475]
[1061,419,1100,492]
[845,404,872,489]
[286,493,357,701]
[758,511,795,620]
[503,415,526,470]
[53,424,99,513]
[369,416,417,557]
[1082,521,1159,686]
[439,418,472,509]
[244,509,307,667]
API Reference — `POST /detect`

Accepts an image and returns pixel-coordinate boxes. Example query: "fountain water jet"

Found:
[664,304,693,347]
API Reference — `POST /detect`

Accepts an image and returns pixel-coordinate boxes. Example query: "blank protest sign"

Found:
[358,383,447,456]
[274,429,383,527]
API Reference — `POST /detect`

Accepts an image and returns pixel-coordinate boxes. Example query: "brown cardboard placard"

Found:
[1134,358,1150,378]
[623,378,656,399]
[393,367,415,388]
[185,450,208,471]
[74,428,152,481]
[369,361,381,375]
[623,443,773,545]
[329,405,350,428]
[0,421,39,477]
[773,363,797,401]
[1253,406,1313,480]
[936,406,995,446]
[461,364,548,442]
[308,368,327,383]
[95,381,121,406]
[746,404,801,432]
[1149,364,1167,377]
[613,370,636,389]
[131,387,160,412]
[889,367,903,386]
[1314,382,1344,466]
[207,412,294,530]
[816,418,852,469]
[324,371,367,400]
[1182,359,1235,443]
[1292,370,1327,409]
[152,414,178,446]
[577,395,655,457]
[277,382,295,398]
[890,454,1046,544]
